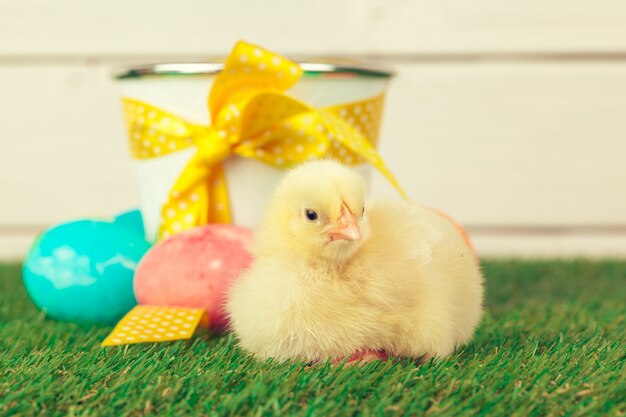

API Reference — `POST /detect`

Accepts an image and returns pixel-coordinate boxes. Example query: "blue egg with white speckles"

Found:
[22,220,151,324]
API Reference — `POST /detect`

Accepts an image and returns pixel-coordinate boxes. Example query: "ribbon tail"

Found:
[318,111,410,201]
[157,184,209,240]
[157,162,231,239]
[207,163,232,223]
[157,151,212,240]
[369,158,410,201]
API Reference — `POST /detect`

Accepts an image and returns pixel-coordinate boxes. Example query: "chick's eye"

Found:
[361,207,365,217]
[304,209,318,222]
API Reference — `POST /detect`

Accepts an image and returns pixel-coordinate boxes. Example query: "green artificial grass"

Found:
[1,260,624,417]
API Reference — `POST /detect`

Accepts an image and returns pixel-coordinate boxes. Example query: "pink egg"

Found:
[134,224,253,331]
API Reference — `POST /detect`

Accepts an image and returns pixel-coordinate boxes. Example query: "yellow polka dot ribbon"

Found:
[101,305,208,347]
[123,40,407,240]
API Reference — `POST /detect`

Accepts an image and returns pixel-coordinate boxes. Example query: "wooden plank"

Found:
[1,61,626,228]
[0,63,140,225]
[0,0,360,56]
[470,233,626,258]
[372,62,626,225]
[1,0,626,56]
[362,0,626,54]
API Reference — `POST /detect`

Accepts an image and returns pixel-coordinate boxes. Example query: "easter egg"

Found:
[133,224,253,331]
[23,219,151,324]
[113,209,146,238]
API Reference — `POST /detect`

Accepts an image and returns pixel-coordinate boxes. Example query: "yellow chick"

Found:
[226,160,484,363]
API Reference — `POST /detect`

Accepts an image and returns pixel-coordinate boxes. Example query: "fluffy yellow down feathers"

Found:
[227,160,484,363]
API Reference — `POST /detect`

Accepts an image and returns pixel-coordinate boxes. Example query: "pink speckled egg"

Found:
[134,224,253,331]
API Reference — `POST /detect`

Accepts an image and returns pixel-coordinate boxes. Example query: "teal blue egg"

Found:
[113,209,146,238]
[22,220,151,325]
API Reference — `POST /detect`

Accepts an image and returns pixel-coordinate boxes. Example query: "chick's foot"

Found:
[333,350,389,365]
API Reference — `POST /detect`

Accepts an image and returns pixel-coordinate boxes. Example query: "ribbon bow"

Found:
[123,41,407,240]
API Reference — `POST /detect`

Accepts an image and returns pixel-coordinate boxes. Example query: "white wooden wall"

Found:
[2,0,626,259]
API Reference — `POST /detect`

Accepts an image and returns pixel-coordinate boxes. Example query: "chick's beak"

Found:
[328,202,360,242]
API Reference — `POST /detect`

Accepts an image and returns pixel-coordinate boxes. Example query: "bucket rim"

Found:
[114,61,394,80]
